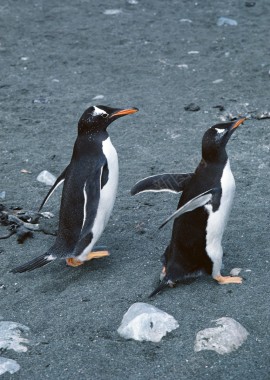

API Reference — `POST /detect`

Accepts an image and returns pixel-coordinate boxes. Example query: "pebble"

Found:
[177,64,189,69]
[217,17,238,26]
[212,79,224,84]
[245,1,256,7]
[37,170,56,186]
[92,95,105,100]
[104,9,122,15]
[32,97,49,104]
[184,103,200,112]
[230,268,242,276]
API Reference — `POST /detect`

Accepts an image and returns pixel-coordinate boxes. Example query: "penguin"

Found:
[131,118,246,296]
[12,105,138,273]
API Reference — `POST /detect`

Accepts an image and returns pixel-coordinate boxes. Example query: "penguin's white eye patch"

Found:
[92,106,108,117]
[215,128,226,134]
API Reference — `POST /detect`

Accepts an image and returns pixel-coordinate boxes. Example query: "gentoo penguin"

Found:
[131,118,246,296]
[12,105,138,273]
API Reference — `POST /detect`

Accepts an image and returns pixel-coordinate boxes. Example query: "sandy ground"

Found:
[0,0,270,379]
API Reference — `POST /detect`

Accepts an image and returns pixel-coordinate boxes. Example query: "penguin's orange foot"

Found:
[85,250,110,261]
[66,258,83,267]
[214,275,243,284]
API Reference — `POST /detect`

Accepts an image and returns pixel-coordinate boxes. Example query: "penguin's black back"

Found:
[53,131,108,257]
[164,158,225,280]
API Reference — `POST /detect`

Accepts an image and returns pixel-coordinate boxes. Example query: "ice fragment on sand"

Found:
[217,17,238,26]
[0,191,5,200]
[230,268,242,276]
[37,170,56,186]
[0,357,20,375]
[0,321,29,352]
[117,302,179,342]
[92,95,105,100]
[104,9,122,15]
[212,79,224,84]
[194,317,248,354]
[127,0,138,4]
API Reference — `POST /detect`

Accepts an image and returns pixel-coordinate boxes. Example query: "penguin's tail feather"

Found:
[11,253,56,273]
[149,278,170,298]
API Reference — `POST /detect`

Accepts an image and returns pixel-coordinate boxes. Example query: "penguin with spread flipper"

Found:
[131,118,246,296]
[12,105,138,273]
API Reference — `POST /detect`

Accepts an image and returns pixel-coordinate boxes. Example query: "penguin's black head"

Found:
[78,105,138,134]
[202,118,246,162]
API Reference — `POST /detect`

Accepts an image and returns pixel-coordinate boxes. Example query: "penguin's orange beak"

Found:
[232,118,246,130]
[110,108,139,118]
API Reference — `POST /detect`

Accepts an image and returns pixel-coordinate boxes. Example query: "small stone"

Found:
[104,9,122,15]
[245,1,256,7]
[92,95,105,100]
[21,57,29,61]
[217,17,238,26]
[188,51,199,54]
[177,64,189,69]
[180,19,192,23]
[127,0,138,4]
[230,268,242,276]
[32,97,49,104]
[40,211,54,219]
[117,303,179,342]
[213,105,225,111]
[37,170,56,186]
[184,103,200,112]
[255,111,270,120]
[52,79,60,83]
[212,79,224,84]
[20,169,32,174]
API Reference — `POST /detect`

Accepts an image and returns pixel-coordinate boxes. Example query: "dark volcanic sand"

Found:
[0,1,270,379]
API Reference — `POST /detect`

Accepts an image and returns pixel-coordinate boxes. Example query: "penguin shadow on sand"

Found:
[10,105,139,282]
[131,118,247,297]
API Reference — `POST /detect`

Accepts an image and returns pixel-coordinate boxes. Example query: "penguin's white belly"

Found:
[78,137,119,260]
[204,160,235,273]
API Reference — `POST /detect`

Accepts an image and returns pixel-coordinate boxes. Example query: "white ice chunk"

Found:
[37,170,56,186]
[213,79,224,84]
[230,268,242,276]
[0,321,29,353]
[194,317,248,354]
[92,95,105,100]
[0,357,20,375]
[104,9,122,15]
[217,17,238,26]
[117,303,179,342]
[0,191,6,200]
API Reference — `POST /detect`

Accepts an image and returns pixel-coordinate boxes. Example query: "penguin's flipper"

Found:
[159,188,216,229]
[131,173,193,195]
[11,253,56,273]
[38,166,68,212]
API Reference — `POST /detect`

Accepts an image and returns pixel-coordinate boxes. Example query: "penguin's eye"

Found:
[101,113,109,119]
